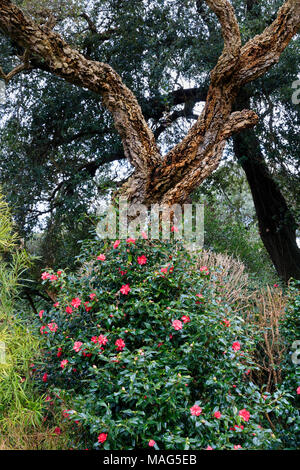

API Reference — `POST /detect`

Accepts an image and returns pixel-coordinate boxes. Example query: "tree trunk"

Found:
[233,95,300,281]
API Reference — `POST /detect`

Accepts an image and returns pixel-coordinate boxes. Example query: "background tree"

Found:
[0,0,299,281]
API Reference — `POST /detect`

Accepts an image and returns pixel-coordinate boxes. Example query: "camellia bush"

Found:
[35,234,299,450]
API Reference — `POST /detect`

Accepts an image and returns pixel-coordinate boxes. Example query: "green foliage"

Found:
[36,236,299,449]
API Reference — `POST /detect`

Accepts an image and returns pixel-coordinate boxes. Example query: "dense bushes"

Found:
[35,235,300,450]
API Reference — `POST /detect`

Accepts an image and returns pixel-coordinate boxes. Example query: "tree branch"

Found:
[236,0,300,85]
[0,0,161,175]
[205,0,241,83]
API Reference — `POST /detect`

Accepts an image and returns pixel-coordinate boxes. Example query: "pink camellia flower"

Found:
[41,272,50,280]
[89,293,97,300]
[120,284,131,295]
[206,446,213,450]
[297,386,300,395]
[98,433,107,444]
[113,240,121,249]
[181,315,190,324]
[66,306,73,314]
[97,254,106,261]
[115,338,125,351]
[161,267,168,274]
[171,225,179,233]
[190,404,202,416]
[73,341,83,353]
[234,445,242,450]
[232,341,241,351]
[172,319,183,331]
[42,373,48,383]
[98,335,108,346]
[141,231,148,240]
[57,347,63,358]
[245,369,251,375]
[38,310,44,319]
[57,270,62,276]
[54,302,59,308]
[200,266,208,272]
[91,336,98,344]
[214,411,222,419]
[137,255,147,265]
[50,274,58,281]
[239,408,250,422]
[222,318,230,327]
[274,284,279,287]
[47,322,58,333]
[60,359,68,369]
[148,439,156,447]
[84,301,92,312]
[54,427,61,435]
[71,297,81,308]
[126,237,136,245]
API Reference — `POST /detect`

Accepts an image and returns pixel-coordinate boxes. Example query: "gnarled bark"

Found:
[0,0,299,210]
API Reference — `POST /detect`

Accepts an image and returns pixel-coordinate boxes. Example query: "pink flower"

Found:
[137,255,147,265]
[161,267,168,274]
[57,347,62,357]
[40,326,48,335]
[120,284,131,295]
[141,231,148,239]
[71,297,81,308]
[50,274,58,281]
[126,238,136,245]
[54,302,59,308]
[98,335,108,346]
[42,373,48,383]
[274,284,279,287]
[181,315,190,323]
[234,445,242,450]
[148,439,156,447]
[222,318,230,327]
[190,404,202,416]
[97,254,106,261]
[38,310,44,319]
[172,319,183,331]
[232,341,241,351]
[89,293,97,300]
[98,433,107,444]
[84,301,92,312]
[47,322,58,333]
[171,226,179,232]
[113,240,120,249]
[73,341,83,353]
[214,411,222,419]
[245,369,251,375]
[91,336,98,344]
[115,338,125,351]
[60,359,68,369]
[239,408,250,422]
[41,272,50,280]
[297,386,300,395]
[200,265,208,272]
[54,427,61,435]
[206,446,213,450]
[66,306,73,314]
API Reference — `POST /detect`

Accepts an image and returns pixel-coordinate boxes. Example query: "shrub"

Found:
[36,236,299,450]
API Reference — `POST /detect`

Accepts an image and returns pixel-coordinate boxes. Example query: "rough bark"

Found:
[233,95,300,282]
[0,0,299,209]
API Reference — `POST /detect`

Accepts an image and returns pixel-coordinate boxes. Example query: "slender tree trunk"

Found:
[233,95,300,281]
